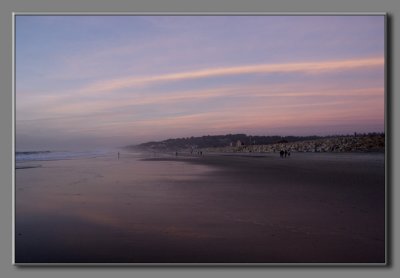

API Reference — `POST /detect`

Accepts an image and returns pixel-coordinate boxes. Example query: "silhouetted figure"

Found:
[280,150,284,158]
[288,151,291,157]
[284,150,287,158]
[175,151,178,156]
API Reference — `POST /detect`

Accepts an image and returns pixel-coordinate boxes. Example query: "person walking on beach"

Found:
[280,150,284,158]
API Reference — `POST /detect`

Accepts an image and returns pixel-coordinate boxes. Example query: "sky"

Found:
[15,15,385,151]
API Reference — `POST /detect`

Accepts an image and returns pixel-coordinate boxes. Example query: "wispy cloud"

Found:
[16,84,383,122]
[80,57,384,94]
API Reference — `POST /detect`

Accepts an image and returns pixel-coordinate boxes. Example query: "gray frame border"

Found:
[12,12,389,267]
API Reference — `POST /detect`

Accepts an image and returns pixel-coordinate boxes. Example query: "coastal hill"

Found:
[126,133,385,153]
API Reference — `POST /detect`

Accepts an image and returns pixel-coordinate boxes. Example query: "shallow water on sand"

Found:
[15,152,385,264]
[15,153,219,263]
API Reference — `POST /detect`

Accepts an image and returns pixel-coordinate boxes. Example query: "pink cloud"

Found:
[80,56,384,94]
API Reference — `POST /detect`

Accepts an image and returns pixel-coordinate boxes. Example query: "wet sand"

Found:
[15,152,385,264]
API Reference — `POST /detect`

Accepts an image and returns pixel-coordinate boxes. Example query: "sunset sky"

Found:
[15,15,385,150]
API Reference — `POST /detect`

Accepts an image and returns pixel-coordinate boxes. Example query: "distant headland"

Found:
[126,132,385,153]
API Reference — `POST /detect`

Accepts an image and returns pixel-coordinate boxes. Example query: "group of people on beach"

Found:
[190,149,203,156]
[279,150,290,158]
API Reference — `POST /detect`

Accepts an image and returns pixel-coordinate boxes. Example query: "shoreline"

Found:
[139,151,385,165]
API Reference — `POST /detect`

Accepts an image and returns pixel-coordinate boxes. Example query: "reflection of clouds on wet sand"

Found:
[15,155,220,244]
[15,152,385,263]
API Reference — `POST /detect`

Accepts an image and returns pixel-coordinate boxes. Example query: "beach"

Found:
[15,151,385,264]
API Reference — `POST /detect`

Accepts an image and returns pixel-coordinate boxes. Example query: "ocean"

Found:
[15,150,113,162]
